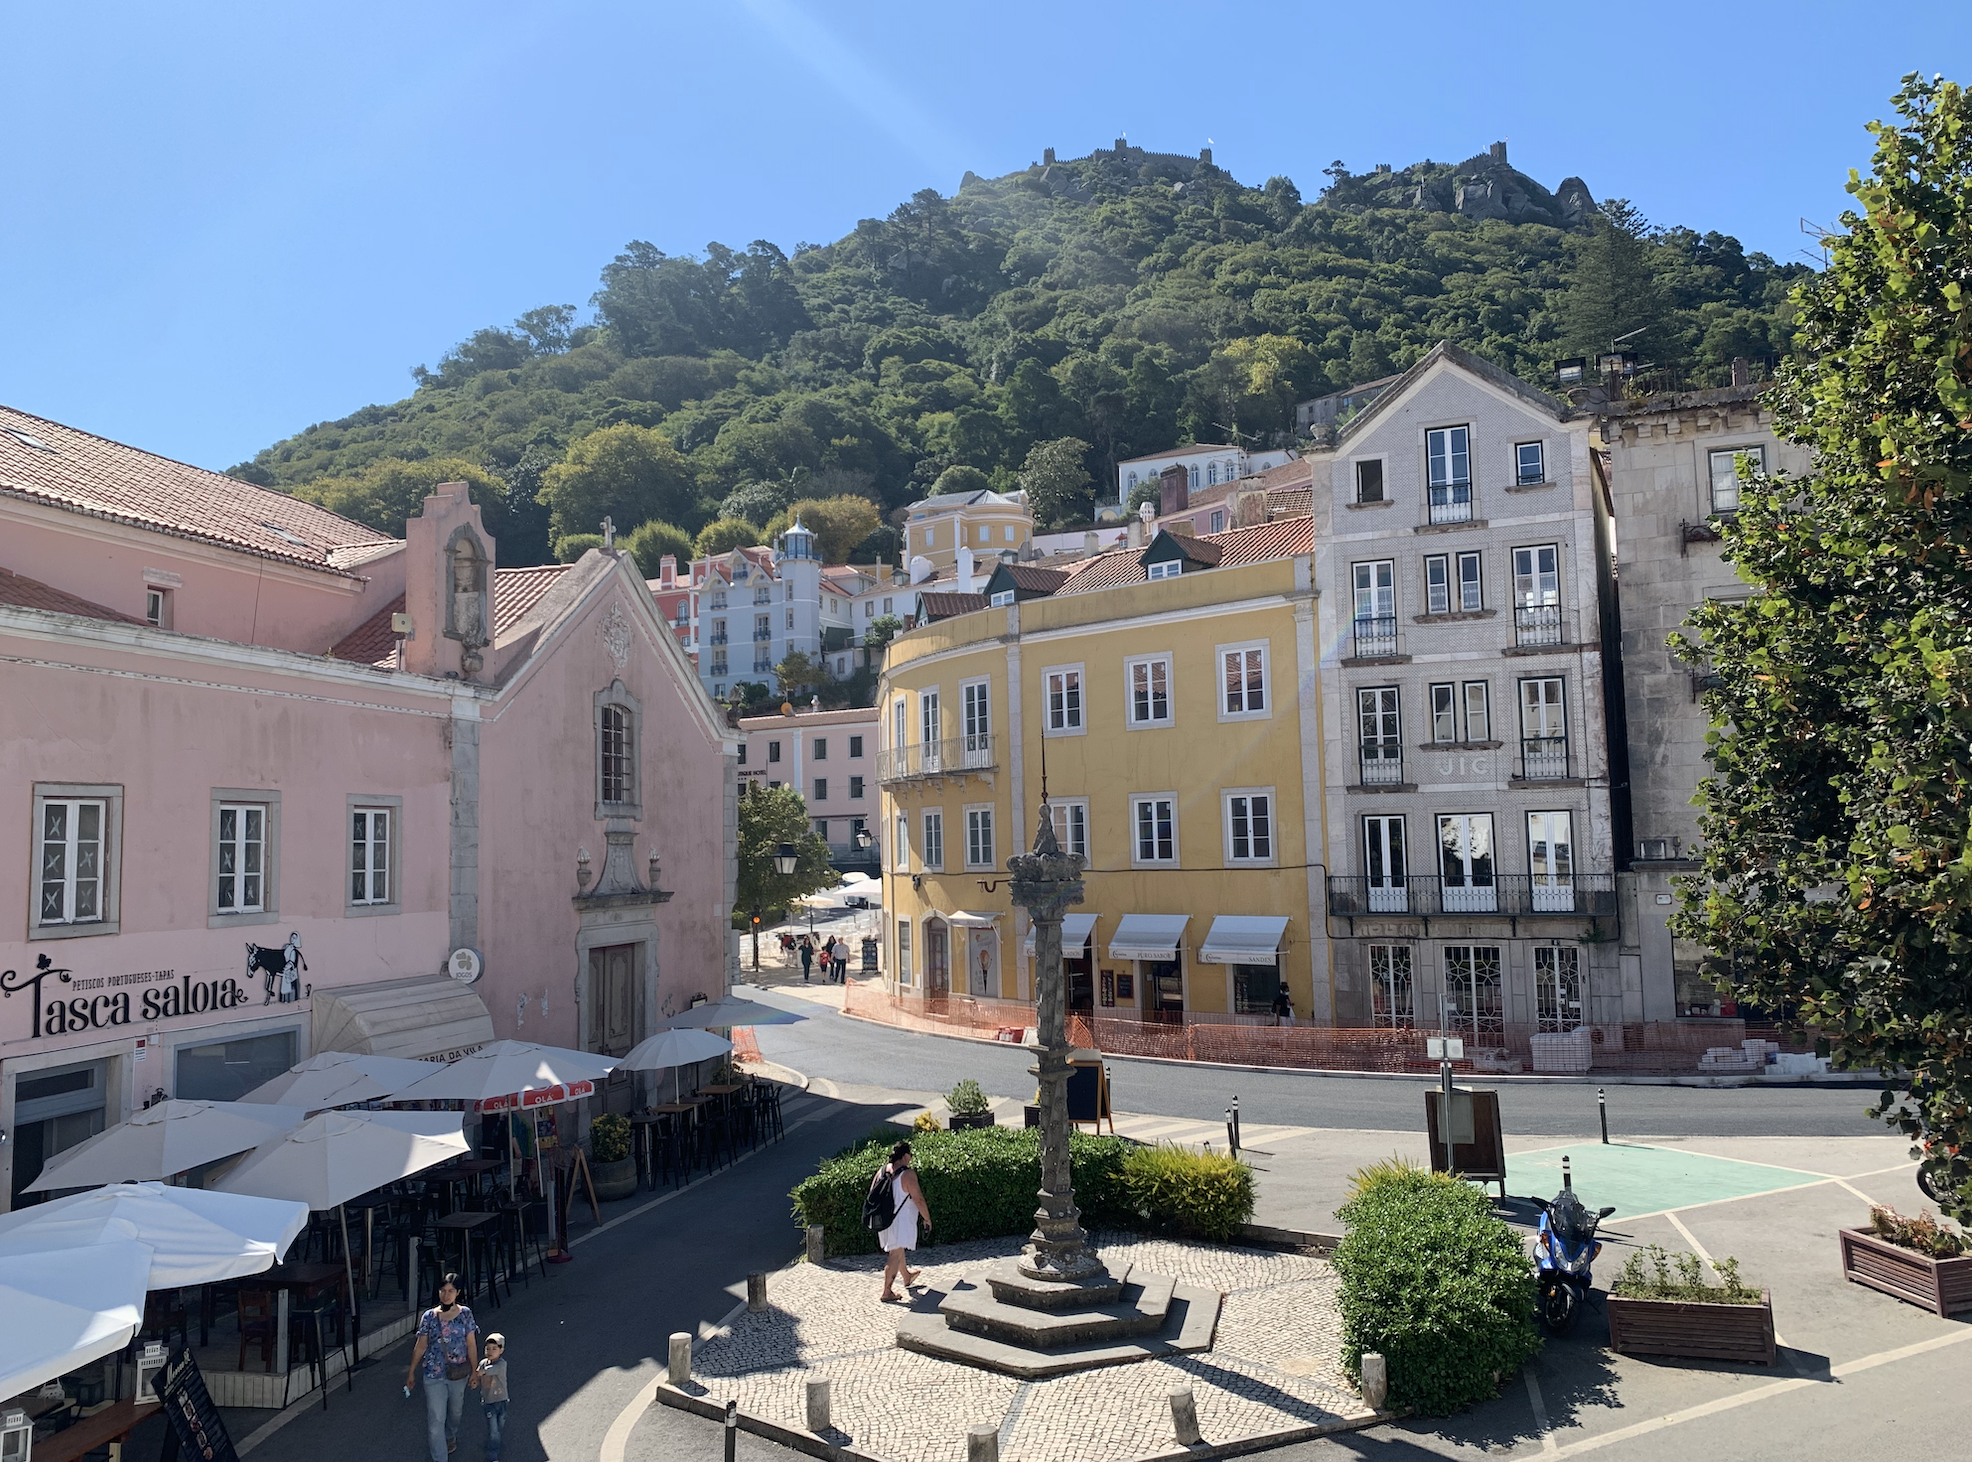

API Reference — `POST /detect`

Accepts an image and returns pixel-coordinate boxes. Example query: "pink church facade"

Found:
[0,406,736,1210]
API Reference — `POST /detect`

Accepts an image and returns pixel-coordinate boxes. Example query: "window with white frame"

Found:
[921,810,945,871]
[1146,560,1182,581]
[35,789,118,930]
[1223,789,1275,863]
[1131,795,1177,864]
[215,802,268,914]
[1044,666,1084,734]
[1369,944,1414,1028]
[1708,445,1764,513]
[1126,655,1173,727]
[1045,798,1090,861]
[964,806,994,869]
[1515,440,1546,485]
[1188,464,1199,490]
[1457,551,1482,611]
[1219,643,1268,718]
[920,689,941,749]
[1429,683,1458,743]
[896,918,913,985]
[893,810,910,871]
[1207,461,1219,486]
[1209,509,1225,532]
[1464,680,1492,741]
[1427,425,1472,522]
[990,590,1015,607]
[350,807,391,906]
[892,698,907,754]
[1425,554,1450,614]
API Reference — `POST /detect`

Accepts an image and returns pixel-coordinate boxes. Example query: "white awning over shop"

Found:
[1108,914,1191,962]
[946,910,1003,930]
[1199,915,1292,966]
[311,975,496,1063]
[1023,913,1099,957]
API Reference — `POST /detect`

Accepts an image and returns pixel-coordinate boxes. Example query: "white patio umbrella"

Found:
[661,994,804,1029]
[215,1110,469,1329]
[24,1100,310,1192]
[616,1026,734,1103]
[240,1051,443,1110]
[0,1182,309,1287]
[390,1040,618,1103]
[0,1241,150,1402]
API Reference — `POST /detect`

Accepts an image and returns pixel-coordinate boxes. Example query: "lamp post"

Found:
[1008,800,1101,1282]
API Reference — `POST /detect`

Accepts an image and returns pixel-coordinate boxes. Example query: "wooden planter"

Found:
[1606,1290,1775,1365]
[947,1110,997,1131]
[1840,1227,1972,1317]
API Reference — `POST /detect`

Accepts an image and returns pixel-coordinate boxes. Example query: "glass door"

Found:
[1535,946,1584,1032]
[1437,814,1497,913]
[1364,815,1408,912]
[1369,945,1414,1028]
[1527,811,1575,912]
[1444,946,1504,1038]
[919,690,942,773]
[962,682,992,767]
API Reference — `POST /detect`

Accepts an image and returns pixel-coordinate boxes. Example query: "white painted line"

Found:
[1523,1365,1558,1453]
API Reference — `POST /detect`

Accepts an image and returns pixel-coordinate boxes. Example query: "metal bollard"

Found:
[747,1271,767,1312]
[667,1332,692,1387]
[1170,1387,1203,1446]
[1360,1352,1388,1410]
[806,1225,826,1264]
[966,1423,999,1462]
[1599,1088,1609,1145]
[806,1378,832,1432]
[724,1398,738,1462]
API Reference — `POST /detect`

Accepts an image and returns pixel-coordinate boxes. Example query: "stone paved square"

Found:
[671,1232,1377,1462]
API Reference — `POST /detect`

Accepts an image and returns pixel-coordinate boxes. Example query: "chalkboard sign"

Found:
[152,1347,238,1462]
[860,937,878,974]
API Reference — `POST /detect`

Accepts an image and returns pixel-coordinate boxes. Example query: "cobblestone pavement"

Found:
[678,1232,1374,1462]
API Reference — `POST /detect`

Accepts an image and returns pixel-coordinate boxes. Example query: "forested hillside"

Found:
[234,143,1808,568]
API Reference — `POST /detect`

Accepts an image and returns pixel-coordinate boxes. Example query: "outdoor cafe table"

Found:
[425,1157,501,1214]
[254,1261,356,1367]
[431,1210,503,1303]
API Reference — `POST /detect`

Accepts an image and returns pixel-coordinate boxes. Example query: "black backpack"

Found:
[862,1164,898,1232]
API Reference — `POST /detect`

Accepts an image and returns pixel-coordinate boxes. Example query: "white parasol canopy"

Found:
[240,1051,443,1110]
[24,1100,310,1192]
[214,1111,469,1209]
[0,1182,309,1288]
[662,994,804,1029]
[390,1039,618,1103]
[0,1241,151,1402]
[616,1026,733,1072]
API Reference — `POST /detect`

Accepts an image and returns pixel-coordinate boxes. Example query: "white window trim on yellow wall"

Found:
[963,804,996,870]
[1042,663,1086,736]
[1124,653,1174,729]
[921,809,945,872]
[893,811,910,872]
[896,917,913,987]
[1216,640,1271,722]
[1130,793,1179,866]
[1046,798,1090,862]
[1221,786,1278,866]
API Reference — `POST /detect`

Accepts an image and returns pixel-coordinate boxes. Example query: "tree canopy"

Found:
[1674,75,1972,1220]
[734,783,836,918]
[239,144,1805,561]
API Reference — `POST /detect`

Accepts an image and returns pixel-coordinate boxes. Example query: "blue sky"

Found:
[5,1,1965,471]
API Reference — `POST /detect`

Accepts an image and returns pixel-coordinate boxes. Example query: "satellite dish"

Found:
[447,948,483,984]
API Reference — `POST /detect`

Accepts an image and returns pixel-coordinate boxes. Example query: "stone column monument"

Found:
[1008,802,1101,1282]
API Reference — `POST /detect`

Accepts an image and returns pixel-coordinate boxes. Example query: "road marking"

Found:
[598,1292,757,1462]
[1523,1365,1558,1453]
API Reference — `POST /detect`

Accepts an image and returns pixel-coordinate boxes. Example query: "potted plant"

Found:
[587,1113,638,1202]
[1606,1245,1775,1364]
[944,1078,995,1130]
[1840,1205,1972,1317]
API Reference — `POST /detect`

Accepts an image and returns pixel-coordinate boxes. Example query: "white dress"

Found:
[876,1169,919,1253]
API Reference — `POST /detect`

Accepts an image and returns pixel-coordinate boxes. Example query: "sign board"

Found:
[1425,1036,1466,1060]
[153,1348,238,1462]
[1424,1086,1506,1200]
[475,1079,595,1114]
[861,938,878,975]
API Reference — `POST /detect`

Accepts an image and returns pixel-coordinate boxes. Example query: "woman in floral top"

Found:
[405,1274,479,1460]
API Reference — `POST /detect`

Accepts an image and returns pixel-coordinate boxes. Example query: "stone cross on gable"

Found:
[601,516,616,549]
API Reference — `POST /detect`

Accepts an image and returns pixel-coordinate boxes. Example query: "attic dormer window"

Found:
[1147,560,1183,581]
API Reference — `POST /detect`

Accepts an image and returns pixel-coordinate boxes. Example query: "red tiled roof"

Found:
[0,565,146,624]
[1156,532,1223,566]
[328,564,572,667]
[919,591,990,620]
[1059,517,1314,596]
[996,563,1073,593]
[0,404,396,575]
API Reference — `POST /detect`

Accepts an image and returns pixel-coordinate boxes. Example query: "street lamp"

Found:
[773,842,799,875]
[855,825,873,851]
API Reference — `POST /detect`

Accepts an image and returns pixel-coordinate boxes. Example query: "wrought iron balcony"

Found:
[876,733,998,783]
[1359,745,1405,787]
[752,628,774,642]
[1520,735,1571,780]
[1326,873,1617,918]
[707,633,729,646]
[1513,604,1570,648]
[1427,482,1474,524]
[1351,614,1400,659]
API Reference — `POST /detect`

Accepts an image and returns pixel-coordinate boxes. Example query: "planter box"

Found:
[1606,1290,1775,1365]
[590,1156,638,1202]
[1840,1227,1972,1317]
[947,1110,997,1131]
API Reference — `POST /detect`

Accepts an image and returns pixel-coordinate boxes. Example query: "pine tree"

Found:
[1556,200,1663,363]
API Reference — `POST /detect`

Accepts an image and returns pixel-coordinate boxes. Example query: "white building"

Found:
[1115,445,1296,506]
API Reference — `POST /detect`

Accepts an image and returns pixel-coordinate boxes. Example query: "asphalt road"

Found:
[743,984,1887,1139]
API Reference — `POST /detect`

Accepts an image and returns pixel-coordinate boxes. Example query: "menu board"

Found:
[153,1348,239,1462]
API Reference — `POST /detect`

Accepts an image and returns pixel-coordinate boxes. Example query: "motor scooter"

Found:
[1529,1160,1615,1335]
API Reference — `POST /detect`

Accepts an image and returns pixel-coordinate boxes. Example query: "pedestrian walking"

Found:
[1270,987,1290,1026]
[799,935,814,982]
[869,1141,932,1301]
[831,936,849,982]
[477,1333,509,1462]
[404,1273,479,1461]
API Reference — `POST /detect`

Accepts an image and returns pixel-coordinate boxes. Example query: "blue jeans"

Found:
[482,1400,508,1461]
[423,1376,466,1461]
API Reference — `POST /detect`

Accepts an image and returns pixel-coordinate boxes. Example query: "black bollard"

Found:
[1599,1088,1609,1145]
[724,1399,738,1462]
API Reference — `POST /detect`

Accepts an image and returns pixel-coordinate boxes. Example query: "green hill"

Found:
[234,141,1807,567]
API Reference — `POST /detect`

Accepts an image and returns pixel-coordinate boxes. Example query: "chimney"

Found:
[1159,462,1190,518]
[1083,531,1100,558]
[403,481,495,681]
[1126,515,1145,551]
[1730,356,1753,388]
[957,545,976,595]
[658,554,677,587]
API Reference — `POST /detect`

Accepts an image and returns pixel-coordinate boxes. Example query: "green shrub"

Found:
[588,1113,630,1165]
[1612,1244,1764,1303]
[1331,1171,1539,1415]
[791,1127,1135,1254]
[1344,1153,1454,1203]
[1116,1143,1255,1241]
[1867,1204,1968,1259]
[946,1078,990,1115]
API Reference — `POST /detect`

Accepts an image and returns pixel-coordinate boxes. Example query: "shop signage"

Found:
[2,954,252,1040]
[474,1079,595,1113]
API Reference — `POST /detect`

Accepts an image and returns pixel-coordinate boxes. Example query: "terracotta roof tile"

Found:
[1,404,395,575]
[328,563,573,667]
[0,565,146,624]
[996,563,1073,593]
[1155,531,1223,565]
[919,591,990,621]
[1059,516,1314,596]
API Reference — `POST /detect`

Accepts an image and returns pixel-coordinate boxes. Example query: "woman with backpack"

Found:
[866,1141,932,1302]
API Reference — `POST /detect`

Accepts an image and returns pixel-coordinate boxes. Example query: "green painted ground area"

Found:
[1507,1142,1827,1218]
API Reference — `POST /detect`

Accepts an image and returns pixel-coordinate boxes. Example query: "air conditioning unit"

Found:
[1637,839,1675,861]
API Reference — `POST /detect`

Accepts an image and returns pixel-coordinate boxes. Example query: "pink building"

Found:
[0,406,736,1210]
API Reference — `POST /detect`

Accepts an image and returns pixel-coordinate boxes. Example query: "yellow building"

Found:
[877,518,1337,1023]
[902,488,1034,573]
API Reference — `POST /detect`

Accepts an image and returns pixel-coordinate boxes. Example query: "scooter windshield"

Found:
[1548,1191,1598,1243]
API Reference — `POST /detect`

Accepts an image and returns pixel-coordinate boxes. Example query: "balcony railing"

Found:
[1351,614,1399,659]
[1359,744,1405,786]
[752,658,772,673]
[1428,481,1474,524]
[876,733,999,783]
[1520,735,1571,780]
[710,660,730,676]
[752,628,774,642]
[707,633,728,646]
[1513,604,1570,648]
[1327,873,1617,918]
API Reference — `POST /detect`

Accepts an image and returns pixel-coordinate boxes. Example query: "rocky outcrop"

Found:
[1328,142,1599,230]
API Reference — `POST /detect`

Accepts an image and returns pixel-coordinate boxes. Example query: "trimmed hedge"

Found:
[1117,1143,1255,1241]
[1331,1171,1539,1415]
